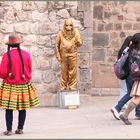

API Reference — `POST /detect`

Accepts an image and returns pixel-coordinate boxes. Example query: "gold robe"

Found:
[56,28,83,90]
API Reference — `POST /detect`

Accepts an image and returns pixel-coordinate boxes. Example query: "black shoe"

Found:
[119,114,132,125]
[15,129,23,134]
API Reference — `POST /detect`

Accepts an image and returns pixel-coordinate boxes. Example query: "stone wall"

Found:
[0,1,140,106]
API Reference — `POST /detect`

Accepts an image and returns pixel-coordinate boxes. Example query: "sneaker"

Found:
[119,114,132,125]
[15,129,23,134]
[3,130,13,136]
[110,107,120,120]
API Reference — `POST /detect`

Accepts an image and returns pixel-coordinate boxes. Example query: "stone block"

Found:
[93,73,120,88]
[77,11,84,20]
[78,1,92,11]
[118,15,124,20]
[40,59,50,70]
[54,1,64,9]
[98,24,104,32]
[81,28,93,38]
[48,11,57,22]
[79,82,92,94]
[84,11,93,27]
[32,70,42,83]
[92,49,105,61]
[30,22,39,34]
[36,35,51,46]
[43,47,55,57]
[78,37,92,53]
[92,62,100,74]
[114,23,122,30]
[91,88,119,96]
[100,63,111,73]
[22,34,37,46]
[42,70,55,84]
[78,53,90,69]
[38,22,59,35]
[22,1,36,11]
[104,12,111,19]
[0,8,5,20]
[90,88,101,96]
[105,23,113,31]
[120,32,126,38]
[110,88,120,96]
[39,94,58,107]
[133,23,140,30]
[11,1,22,10]
[100,88,111,96]
[5,7,15,22]
[79,68,91,82]
[93,33,109,46]
[0,23,14,33]
[51,57,60,72]
[93,5,103,19]
[69,7,77,18]
[35,1,47,13]
[14,22,30,34]
[16,11,31,21]
[125,13,136,21]
[57,9,70,19]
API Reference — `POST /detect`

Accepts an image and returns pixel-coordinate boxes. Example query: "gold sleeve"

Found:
[75,29,83,47]
[55,32,61,62]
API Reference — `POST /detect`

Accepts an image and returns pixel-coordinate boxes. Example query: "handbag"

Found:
[114,51,129,80]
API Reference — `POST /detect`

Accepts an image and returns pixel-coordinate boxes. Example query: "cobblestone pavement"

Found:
[0,96,139,139]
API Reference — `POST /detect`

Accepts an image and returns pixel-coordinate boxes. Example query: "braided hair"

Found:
[7,44,25,80]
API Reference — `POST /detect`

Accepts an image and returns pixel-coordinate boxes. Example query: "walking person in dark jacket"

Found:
[120,33,140,125]
[111,35,140,120]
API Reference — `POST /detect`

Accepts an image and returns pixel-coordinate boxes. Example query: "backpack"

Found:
[114,49,129,80]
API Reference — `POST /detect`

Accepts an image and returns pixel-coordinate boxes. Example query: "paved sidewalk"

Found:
[0,96,140,139]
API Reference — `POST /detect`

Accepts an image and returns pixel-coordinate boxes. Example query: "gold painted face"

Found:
[64,19,73,31]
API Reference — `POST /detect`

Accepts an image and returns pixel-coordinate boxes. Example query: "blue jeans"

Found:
[119,80,127,100]
[115,75,140,117]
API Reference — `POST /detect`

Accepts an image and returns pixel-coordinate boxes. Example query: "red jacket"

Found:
[0,48,32,84]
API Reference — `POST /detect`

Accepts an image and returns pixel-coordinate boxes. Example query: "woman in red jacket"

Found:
[0,34,39,135]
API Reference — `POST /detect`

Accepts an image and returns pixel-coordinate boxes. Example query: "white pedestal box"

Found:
[57,90,80,109]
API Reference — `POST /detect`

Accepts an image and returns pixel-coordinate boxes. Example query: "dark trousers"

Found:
[5,109,26,131]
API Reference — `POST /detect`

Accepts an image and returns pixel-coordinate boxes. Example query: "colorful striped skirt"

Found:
[0,82,39,110]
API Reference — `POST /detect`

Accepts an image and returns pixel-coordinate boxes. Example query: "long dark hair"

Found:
[117,36,132,59]
[7,44,25,80]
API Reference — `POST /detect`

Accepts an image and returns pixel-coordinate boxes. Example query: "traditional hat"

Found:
[5,34,22,45]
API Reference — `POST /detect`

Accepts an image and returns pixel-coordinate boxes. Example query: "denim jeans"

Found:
[115,75,140,116]
[119,80,127,100]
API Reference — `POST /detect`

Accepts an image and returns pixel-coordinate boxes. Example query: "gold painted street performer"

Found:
[55,19,83,91]
[0,34,39,136]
